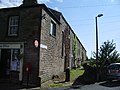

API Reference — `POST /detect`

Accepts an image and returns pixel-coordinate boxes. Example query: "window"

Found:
[61,31,64,57]
[50,20,56,36]
[11,49,20,71]
[8,16,19,36]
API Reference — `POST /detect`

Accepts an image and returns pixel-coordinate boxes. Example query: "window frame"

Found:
[50,19,56,37]
[8,16,19,36]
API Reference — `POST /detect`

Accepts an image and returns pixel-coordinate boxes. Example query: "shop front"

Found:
[0,42,24,82]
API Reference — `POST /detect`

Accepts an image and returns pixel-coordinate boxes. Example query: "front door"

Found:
[0,49,11,78]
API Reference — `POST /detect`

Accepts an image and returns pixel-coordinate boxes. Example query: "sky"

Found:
[0,0,120,58]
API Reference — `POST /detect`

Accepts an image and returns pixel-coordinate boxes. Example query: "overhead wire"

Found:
[69,15,120,22]
[59,4,120,9]
[59,3,120,25]
[68,15,120,26]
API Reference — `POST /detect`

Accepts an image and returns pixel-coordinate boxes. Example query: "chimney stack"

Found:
[20,0,38,6]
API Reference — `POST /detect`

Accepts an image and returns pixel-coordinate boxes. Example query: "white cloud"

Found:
[54,7,59,11]
[38,0,63,4]
[0,0,15,7]
[0,0,63,8]
[56,0,63,3]
[0,0,22,8]
[38,0,51,4]
[111,0,114,2]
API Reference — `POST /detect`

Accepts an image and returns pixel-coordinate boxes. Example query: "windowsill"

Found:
[10,70,20,73]
[50,34,56,38]
[7,35,18,37]
[8,35,18,36]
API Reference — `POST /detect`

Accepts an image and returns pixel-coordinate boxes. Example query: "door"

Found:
[0,49,11,78]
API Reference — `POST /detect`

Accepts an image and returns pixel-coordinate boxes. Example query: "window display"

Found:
[11,49,20,71]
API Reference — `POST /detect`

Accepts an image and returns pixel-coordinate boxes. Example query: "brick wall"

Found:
[0,6,42,85]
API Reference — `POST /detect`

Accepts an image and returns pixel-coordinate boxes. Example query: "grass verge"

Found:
[70,68,84,81]
[47,68,84,88]
[49,83,64,87]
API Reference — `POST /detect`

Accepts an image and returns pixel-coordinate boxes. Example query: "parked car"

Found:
[107,63,120,81]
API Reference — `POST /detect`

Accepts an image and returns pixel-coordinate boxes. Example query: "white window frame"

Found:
[50,19,56,37]
[8,16,19,36]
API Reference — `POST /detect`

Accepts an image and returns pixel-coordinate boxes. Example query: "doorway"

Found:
[0,49,11,78]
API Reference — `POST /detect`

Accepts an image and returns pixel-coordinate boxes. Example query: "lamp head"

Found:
[97,14,103,17]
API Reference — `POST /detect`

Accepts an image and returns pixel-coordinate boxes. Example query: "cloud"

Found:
[38,0,63,4]
[54,7,59,11]
[111,0,114,2]
[0,0,63,8]
[38,0,51,4]
[0,0,22,8]
[56,0,63,3]
[0,0,15,7]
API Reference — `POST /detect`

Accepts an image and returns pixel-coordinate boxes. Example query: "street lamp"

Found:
[95,14,103,81]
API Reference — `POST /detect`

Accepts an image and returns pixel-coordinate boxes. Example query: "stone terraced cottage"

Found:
[0,0,86,86]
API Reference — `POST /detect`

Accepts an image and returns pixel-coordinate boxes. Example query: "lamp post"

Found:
[95,14,103,81]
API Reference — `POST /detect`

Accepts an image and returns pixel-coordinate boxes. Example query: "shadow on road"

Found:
[99,80,120,87]
[72,64,97,86]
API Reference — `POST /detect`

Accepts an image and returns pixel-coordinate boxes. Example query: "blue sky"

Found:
[0,0,120,58]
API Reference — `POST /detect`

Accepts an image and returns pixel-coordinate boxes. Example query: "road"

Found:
[0,80,120,90]
[43,80,120,90]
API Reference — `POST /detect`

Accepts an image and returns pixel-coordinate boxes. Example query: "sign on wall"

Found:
[0,44,21,49]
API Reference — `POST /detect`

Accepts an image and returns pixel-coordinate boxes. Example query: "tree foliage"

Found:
[91,40,120,67]
[98,40,119,67]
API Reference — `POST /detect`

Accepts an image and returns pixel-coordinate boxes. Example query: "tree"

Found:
[89,40,120,81]
[95,40,119,67]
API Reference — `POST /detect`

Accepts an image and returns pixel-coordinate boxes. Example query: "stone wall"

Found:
[0,4,87,85]
[39,9,64,82]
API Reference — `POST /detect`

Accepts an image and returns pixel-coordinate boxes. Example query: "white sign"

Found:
[40,44,47,49]
[0,44,21,48]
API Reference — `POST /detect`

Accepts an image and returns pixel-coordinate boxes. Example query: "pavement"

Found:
[0,80,41,90]
[0,79,72,90]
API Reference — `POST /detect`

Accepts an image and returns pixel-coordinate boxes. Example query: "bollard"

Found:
[39,77,41,88]
[25,63,32,88]
[65,67,70,82]
[26,67,29,88]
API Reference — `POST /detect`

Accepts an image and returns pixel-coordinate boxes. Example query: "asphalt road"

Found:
[43,80,120,90]
[0,80,120,90]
